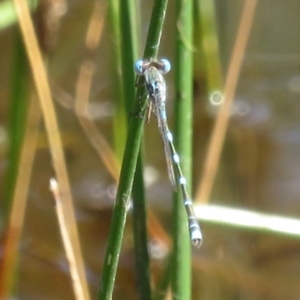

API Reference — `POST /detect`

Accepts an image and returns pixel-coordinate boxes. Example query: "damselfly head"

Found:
[134,58,171,76]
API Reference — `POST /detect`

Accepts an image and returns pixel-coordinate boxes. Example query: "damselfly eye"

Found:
[134,59,145,75]
[159,58,171,74]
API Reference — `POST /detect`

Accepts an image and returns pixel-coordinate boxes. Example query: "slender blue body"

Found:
[135,59,202,247]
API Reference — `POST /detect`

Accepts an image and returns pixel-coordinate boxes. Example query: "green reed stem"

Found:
[120,0,152,299]
[3,32,29,218]
[97,0,169,299]
[108,0,127,161]
[172,0,194,298]
[195,0,223,101]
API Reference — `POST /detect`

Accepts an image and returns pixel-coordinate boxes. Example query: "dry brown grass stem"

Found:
[50,178,87,300]
[195,0,258,203]
[85,1,106,50]
[0,94,40,298]
[12,1,90,299]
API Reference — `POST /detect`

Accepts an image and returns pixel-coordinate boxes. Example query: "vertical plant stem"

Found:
[108,0,127,161]
[195,0,223,99]
[143,0,169,60]
[3,32,29,217]
[12,1,90,299]
[97,0,169,299]
[172,0,193,298]
[97,91,147,300]
[0,93,40,299]
[120,1,152,299]
[131,156,152,299]
[50,179,87,300]
[120,0,138,114]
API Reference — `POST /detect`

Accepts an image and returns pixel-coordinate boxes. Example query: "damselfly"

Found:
[134,58,202,248]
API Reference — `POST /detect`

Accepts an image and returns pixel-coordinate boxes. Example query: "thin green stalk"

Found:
[3,32,29,218]
[143,0,168,60]
[172,0,194,298]
[97,0,169,299]
[97,104,146,300]
[131,155,152,300]
[108,0,127,161]
[120,1,152,298]
[120,0,138,114]
[195,0,223,103]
